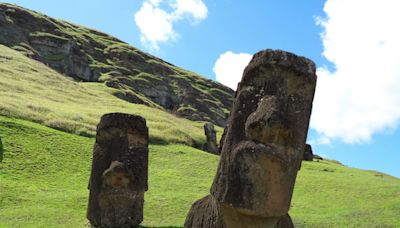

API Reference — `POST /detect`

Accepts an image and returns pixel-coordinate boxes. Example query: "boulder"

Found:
[87,113,149,228]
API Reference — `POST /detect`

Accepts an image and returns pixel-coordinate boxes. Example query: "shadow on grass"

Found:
[139,226,182,228]
[149,136,170,145]
[0,136,3,162]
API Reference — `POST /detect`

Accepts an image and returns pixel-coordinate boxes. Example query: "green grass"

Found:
[0,44,224,145]
[1,116,399,227]
[0,22,399,227]
[0,116,219,227]
[291,161,400,227]
[29,31,70,42]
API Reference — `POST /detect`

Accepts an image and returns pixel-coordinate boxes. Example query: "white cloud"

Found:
[134,0,208,50]
[307,135,331,146]
[311,0,400,143]
[214,51,253,90]
[134,2,176,50]
[172,0,208,22]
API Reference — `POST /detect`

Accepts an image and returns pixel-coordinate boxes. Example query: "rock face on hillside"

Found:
[87,113,149,227]
[185,49,317,228]
[0,3,234,126]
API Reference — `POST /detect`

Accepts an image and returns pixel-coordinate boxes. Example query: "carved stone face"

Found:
[211,50,316,218]
[245,96,289,146]
[88,113,148,227]
[186,50,316,228]
[102,161,131,189]
[96,126,149,192]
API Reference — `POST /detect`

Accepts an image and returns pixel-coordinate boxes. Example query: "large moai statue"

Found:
[185,49,317,228]
[87,113,149,228]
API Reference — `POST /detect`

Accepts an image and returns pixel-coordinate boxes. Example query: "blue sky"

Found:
[3,0,399,178]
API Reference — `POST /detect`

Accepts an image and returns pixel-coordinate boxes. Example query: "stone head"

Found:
[211,50,317,217]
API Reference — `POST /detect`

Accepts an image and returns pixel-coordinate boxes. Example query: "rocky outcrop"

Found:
[303,144,313,161]
[202,122,219,154]
[87,113,149,227]
[185,49,317,228]
[313,154,323,160]
[0,3,234,126]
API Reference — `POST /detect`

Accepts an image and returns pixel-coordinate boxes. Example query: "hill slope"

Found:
[1,116,399,227]
[0,3,234,126]
[0,44,224,146]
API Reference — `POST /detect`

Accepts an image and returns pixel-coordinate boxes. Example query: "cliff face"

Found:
[0,3,234,126]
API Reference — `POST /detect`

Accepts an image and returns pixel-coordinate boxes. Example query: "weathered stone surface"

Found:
[87,113,148,228]
[184,195,224,228]
[185,199,294,228]
[220,204,294,228]
[275,214,294,228]
[202,122,219,154]
[303,144,313,161]
[217,141,294,217]
[186,49,317,227]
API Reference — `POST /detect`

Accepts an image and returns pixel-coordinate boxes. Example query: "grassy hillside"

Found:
[0,3,234,126]
[1,116,399,227]
[0,44,223,146]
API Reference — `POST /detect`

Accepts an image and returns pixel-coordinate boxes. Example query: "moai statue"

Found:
[303,144,314,161]
[185,49,317,228]
[87,113,149,228]
[202,122,219,154]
